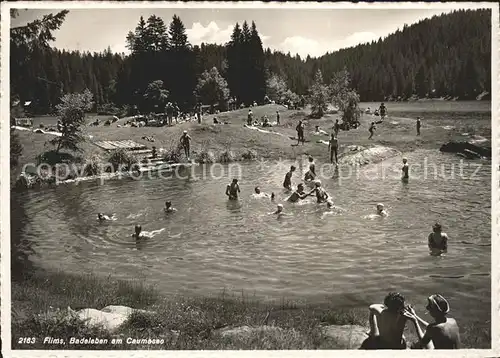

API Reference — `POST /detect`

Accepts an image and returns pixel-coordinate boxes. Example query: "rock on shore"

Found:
[440,140,491,159]
[70,305,153,333]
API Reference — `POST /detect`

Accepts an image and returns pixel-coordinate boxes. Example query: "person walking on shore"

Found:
[369,122,376,139]
[247,109,254,126]
[296,120,305,145]
[276,110,280,125]
[180,130,192,161]
[329,133,339,165]
[416,117,421,136]
[334,119,340,136]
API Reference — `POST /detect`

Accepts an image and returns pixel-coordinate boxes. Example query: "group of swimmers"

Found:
[364,291,459,349]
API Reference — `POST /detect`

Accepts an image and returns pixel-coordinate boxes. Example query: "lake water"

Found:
[13,101,492,330]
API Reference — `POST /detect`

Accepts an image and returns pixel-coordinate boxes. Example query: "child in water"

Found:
[377,203,388,217]
[164,201,177,213]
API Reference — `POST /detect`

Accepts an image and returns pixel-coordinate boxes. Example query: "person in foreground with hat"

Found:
[428,222,448,255]
[403,294,460,349]
[179,130,192,161]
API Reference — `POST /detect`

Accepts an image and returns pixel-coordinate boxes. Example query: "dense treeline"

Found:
[10,8,491,115]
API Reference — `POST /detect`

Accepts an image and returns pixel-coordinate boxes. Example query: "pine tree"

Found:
[309,69,330,118]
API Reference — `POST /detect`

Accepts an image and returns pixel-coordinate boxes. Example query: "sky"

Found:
[9,5,488,58]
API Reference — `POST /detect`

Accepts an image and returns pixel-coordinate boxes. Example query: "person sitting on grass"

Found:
[361,292,410,350]
[164,201,177,213]
[283,165,296,191]
[403,294,460,349]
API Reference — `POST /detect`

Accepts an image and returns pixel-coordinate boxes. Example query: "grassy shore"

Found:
[11,269,490,350]
[14,103,482,178]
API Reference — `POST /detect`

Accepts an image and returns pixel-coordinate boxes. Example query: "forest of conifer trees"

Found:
[10,8,491,115]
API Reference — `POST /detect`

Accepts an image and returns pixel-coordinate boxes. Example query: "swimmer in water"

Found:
[226,178,241,200]
[377,203,388,217]
[307,180,329,203]
[304,156,316,182]
[428,223,448,255]
[270,203,285,217]
[164,201,177,213]
[132,225,144,239]
[402,158,409,180]
[286,183,309,203]
[253,186,270,198]
[97,213,116,221]
[283,165,296,190]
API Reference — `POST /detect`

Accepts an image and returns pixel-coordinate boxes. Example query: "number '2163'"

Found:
[18,337,36,344]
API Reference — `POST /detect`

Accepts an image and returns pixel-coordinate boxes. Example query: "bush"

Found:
[194,150,216,164]
[36,150,76,166]
[219,150,237,163]
[83,153,103,176]
[241,149,258,160]
[163,142,183,163]
[107,149,138,172]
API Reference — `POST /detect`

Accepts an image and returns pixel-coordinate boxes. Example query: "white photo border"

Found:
[1,1,499,357]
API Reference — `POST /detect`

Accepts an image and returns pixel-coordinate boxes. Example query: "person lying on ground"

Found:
[313,126,329,135]
[361,292,409,349]
[403,294,460,349]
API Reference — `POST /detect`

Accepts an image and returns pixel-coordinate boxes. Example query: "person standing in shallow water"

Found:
[428,223,448,255]
[296,120,305,145]
[276,110,280,125]
[403,294,460,349]
[329,133,339,165]
[416,117,421,136]
[180,130,192,161]
[283,165,296,190]
[369,122,376,139]
[226,178,241,200]
[401,158,409,180]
